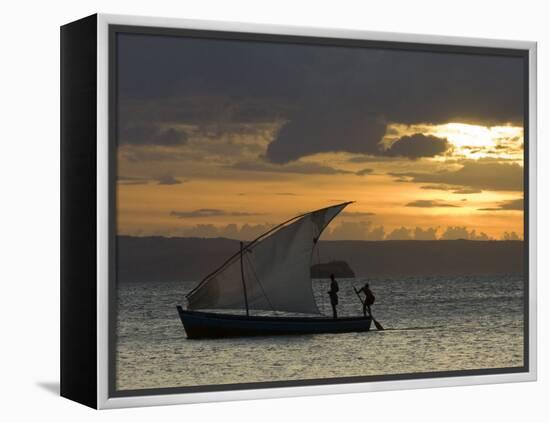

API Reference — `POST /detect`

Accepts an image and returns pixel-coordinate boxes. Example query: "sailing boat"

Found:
[176,202,372,339]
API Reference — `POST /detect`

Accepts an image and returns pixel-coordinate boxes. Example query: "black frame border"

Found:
[107,24,530,399]
[60,14,98,409]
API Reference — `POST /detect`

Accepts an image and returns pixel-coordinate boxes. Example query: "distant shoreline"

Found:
[116,236,524,284]
[118,234,524,242]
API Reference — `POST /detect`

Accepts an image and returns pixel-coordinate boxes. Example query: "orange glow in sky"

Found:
[117,121,524,241]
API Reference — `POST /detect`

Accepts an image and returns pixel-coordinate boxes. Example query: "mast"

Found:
[239,241,250,317]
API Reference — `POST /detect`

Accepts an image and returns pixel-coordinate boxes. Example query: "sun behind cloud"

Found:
[382,122,523,162]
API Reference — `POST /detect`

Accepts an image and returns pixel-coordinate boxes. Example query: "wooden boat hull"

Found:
[177,306,372,339]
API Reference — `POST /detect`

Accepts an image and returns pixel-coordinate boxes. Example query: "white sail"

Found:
[186,202,350,314]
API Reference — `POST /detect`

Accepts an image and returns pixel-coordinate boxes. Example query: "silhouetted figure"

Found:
[328,274,339,319]
[358,283,375,317]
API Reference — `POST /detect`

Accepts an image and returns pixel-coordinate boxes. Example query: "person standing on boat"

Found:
[328,274,339,319]
[358,282,375,318]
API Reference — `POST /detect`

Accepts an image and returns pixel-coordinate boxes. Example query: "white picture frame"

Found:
[60,13,537,409]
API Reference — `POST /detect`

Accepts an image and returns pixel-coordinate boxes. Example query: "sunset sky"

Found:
[116,33,525,241]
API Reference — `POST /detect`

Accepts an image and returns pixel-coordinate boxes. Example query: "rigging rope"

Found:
[244,253,278,316]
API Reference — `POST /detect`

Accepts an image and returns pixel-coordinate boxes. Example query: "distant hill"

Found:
[116,236,524,283]
[311,261,355,278]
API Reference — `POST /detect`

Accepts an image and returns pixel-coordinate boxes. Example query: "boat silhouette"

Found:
[177,202,373,338]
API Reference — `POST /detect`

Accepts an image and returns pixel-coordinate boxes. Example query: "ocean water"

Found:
[116,275,524,390]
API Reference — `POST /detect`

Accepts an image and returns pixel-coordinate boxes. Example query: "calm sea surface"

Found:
[116,275,524,390]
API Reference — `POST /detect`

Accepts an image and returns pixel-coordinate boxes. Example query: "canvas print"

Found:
[113,29,527,394]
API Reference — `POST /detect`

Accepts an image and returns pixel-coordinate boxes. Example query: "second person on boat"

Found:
[328,274,340,319]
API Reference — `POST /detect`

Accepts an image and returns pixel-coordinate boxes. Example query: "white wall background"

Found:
[1,0,547,421]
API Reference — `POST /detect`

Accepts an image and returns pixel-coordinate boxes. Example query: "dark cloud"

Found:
[265,111,387,163]
[119,124,188,146]
[157,128,188,145]
[121,140,264,164]
[157,174,184,185]
[119,35,523,124]
[355,168,374,176]
[420,185,482,194]
[230,160,352,175]
[118,174,189,185]
[390,161,523,192]
[170,209,262,218]
[118,175,149,185]
[406,200,460,208]
[193,139,265,158]
[452,188,482,194]
[123,149,185,163]
[119,35,523,123]
[477,198,523,211]
[118,34,524,163]
[229,99,288,123]
[383,134,452,159]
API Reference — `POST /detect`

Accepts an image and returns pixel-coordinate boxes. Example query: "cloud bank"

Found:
[406,200,460,208]
[120,124,188,146]
[118,34,524,163]
[390,161,523,192]
[478,198,523,211]
[168,219,520,241]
